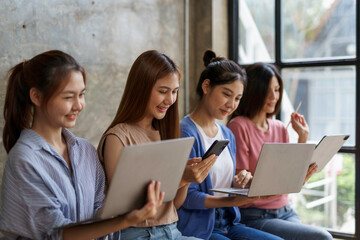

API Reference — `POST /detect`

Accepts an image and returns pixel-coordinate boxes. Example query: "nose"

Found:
[226,98,236,109]
[165,92,176,106]
[73,97,85,111]
[268,89,276,100]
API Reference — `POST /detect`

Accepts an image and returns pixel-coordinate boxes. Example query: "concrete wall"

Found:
[0,0,186,178]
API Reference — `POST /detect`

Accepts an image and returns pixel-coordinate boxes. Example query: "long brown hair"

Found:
[106,50,181,140]
[230,62,283,120]
[3,50,86,153]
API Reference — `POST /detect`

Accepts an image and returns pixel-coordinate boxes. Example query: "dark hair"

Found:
[196,50,246,98]
[231,62,283,120]
[106,50,181,140]
[3,50,86,153]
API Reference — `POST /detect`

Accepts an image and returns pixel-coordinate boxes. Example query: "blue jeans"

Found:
[240,204,333,240]
[210,208,283,240]
[120,222,202,240]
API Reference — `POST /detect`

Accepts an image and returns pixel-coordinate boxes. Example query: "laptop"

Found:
[98,137,195,219]
[311,134,349,172]
[210,143,316,197]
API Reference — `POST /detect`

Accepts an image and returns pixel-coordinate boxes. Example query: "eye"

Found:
[223,92,231,97]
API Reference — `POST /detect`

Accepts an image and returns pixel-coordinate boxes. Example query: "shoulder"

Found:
[180,116,198,136]
[107,123,134,136]
[218,123,234,139]
[268,118,286,130]
[227,116,252,131]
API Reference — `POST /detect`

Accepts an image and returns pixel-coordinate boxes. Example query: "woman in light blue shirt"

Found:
[0,50,164,239]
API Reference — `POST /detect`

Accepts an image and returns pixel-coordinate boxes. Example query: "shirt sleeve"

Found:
[0,150,70,240]
[227,119,250,171]
[93,152,106,214]
[179,127,209,210]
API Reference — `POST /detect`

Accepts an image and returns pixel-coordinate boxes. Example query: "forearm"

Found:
[174,183,190,209]
[204,195,238,209]
[63,215,130,240]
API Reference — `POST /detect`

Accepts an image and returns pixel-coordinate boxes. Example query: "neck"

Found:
[251,112,268,131]
[190,103,216,129]
[31,117,64,148]
[135,116,155,131]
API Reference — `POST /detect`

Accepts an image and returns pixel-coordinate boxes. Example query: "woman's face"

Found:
[43,71,86,129]
[261,76,280,114]
[204,79,244,120]
[145,73,179,120]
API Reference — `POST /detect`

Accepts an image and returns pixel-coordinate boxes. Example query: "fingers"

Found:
[187,157,202,166]
[146,181,155,204]
[303,163,318,184]
[235,170,252,188]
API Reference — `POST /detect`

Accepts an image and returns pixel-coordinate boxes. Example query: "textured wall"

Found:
[0,0,185,182]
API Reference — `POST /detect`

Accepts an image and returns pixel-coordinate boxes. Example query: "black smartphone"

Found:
[202,140,229,160]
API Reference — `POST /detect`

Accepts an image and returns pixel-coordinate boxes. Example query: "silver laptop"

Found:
[210,143,316,197]
[311,134,349,172]
[98,137,195,219]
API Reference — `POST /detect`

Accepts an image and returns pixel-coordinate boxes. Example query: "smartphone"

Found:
[202,140,229,160]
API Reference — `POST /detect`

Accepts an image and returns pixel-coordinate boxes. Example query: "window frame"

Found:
[228,0,360,239]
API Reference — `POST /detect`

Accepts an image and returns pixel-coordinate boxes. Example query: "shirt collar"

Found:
[19,128,79,151]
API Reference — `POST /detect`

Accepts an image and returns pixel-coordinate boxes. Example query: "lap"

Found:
[240,206,332,240]
[211,224,283,240]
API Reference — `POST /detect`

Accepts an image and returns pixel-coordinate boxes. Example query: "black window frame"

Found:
[228,0,360,239]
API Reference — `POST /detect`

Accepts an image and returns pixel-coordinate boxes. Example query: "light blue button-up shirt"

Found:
[0,128,106,239]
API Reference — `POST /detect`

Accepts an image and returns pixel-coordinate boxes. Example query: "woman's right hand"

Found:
[124,181,164,226]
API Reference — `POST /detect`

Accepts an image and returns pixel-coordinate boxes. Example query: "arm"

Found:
[204,195,259,208]
[63,181,163,240]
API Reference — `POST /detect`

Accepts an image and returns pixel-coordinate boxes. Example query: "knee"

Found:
[316,229,333,240]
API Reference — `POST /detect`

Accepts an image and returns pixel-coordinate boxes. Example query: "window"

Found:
[229,0,359,238]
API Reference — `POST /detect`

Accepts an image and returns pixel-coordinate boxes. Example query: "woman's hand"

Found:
[233,170,252,188]
[181,155,217,184]
[124,181,164,226]
[303,163,318,185]
[291,112,309,143]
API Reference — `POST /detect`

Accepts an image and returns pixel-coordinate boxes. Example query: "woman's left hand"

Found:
[291,112,309,143]
[233,170,252,189]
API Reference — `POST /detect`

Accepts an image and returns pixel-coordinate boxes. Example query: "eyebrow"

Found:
[61,88,86,94]
[158,86,180,90]
[223,87,242,96]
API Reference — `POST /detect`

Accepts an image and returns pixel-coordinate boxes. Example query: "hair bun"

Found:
[203,50,217,67]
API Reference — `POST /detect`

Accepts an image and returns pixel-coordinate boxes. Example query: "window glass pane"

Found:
[282,0,356,61]
[238,0,274,64]
[281,66,355,146]
[291,153,355,234]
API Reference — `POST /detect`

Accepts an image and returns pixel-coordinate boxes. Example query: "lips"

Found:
[66,113,78,121]
[220,109,229,115]
[157,106,168,113]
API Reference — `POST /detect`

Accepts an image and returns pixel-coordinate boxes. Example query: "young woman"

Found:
[177,50,283,240]
[98,50,216,239]
[227,63,333,240]
[0,50,164,240]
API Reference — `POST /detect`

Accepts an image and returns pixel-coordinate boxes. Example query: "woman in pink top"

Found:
[227,63,333,240]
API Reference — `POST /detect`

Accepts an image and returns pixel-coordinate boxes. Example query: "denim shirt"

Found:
[0,128,107,240]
